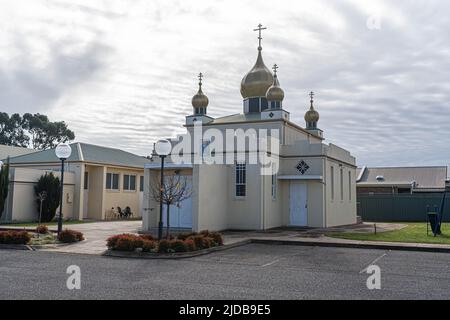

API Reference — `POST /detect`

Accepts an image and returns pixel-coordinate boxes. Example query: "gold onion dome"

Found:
[266,64,284,102]
[305,91,320,122]
[192,73,209,108]
[240,49,274,99]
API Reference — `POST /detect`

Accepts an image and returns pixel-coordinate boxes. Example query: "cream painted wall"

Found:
[1,168,75,223]
[87,166,105,220]
[324,159,357,227]
[102,167,144,219]
[194,164,229,231]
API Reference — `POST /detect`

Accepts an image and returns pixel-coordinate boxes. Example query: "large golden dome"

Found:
[240,49,274,99]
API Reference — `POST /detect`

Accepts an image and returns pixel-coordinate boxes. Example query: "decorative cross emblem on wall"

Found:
[296,160,310,175]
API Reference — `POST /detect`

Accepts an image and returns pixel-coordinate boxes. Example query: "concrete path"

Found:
[43,221,142,255]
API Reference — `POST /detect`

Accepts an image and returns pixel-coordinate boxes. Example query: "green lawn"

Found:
[327,223,450,245]
[0,220,95,228]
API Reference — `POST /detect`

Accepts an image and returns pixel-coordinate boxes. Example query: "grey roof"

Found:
[357,166,448,190]
[9,142,150,169]
[0,144,36,161]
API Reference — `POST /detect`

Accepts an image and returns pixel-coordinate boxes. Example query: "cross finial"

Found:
[198,72,203,88]
[253,23,267,50]
[272,64,278,75]
[309,91,315,108]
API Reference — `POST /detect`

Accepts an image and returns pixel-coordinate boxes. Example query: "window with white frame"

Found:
[340,168,344,201]
[235,162,246,197]
[348,171,352,201]
[106,173,119,190]
[271,163,277,200]
[139,176,144,192]
[123,174,136,191]
[330,166,335,200]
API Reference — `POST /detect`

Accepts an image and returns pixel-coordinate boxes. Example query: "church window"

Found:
[271,164,277,200]
[340,168,344,201]
[249,98,260,113]
[348,171,352,201]
[260,98,268,111]
[330,166,335,200]
[124,174,136,191]
[235,162,246,197]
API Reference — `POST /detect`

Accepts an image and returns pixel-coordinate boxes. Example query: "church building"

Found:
[143,26,357,232]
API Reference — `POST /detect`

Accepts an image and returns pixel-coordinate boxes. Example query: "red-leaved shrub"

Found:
[57,229,84,243]
[184,239,196,251]
[170,240,188,252]
[0,231,31,245]
[106,234,143,251]
[36,225,49,234]
[140,234,155,241]
[158,239,171,253]
[142,240,156,252]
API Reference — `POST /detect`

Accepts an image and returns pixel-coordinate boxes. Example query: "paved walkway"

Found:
[43,221,141,255]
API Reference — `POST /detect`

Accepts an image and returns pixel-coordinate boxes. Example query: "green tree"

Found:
[34,172,61,223]
[22,113,75,150]
[0,113,29,147]
[0,158,10,220]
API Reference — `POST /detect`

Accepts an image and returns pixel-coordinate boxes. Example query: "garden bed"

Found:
[105,231,230,258]
[0,227,85,250]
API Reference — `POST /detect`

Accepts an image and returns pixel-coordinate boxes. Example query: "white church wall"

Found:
[262,173,283,229]
[228,163,262,230]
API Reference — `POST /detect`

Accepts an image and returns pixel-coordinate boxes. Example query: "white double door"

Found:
[289,182,308,227]
[162,177,193,229]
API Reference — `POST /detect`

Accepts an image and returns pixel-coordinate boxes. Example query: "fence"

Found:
[357,193,450,222]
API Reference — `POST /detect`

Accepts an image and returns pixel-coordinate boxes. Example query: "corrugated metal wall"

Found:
[357,193,450,222]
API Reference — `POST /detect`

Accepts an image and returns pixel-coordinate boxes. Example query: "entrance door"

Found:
[162,177,193,229]
[290,182,308,226]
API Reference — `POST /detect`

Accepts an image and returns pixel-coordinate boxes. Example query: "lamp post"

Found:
[55,143,72,235]
[154,139,171,240]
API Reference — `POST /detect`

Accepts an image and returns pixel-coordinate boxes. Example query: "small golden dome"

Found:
[304,91,319,123]
[240,49,274,99]
[266,64,284,102]
[192,73,209,109]
[305,107,320,122]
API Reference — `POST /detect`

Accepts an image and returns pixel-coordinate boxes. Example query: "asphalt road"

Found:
[1,244,450,300]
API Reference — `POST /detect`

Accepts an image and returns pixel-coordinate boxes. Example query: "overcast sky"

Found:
[1,0,449,167]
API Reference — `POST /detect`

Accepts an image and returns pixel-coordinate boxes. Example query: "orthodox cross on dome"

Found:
[198,72,204,89]
[309,91,315,108]
[254,23,267,50]
[272,64,278,75]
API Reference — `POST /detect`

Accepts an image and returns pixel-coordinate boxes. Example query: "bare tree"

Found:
[150,174,192,239]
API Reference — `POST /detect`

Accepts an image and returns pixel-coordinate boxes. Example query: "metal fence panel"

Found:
[357,193,450,222]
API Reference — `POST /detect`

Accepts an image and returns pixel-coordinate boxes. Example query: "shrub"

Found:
[57,229,84,243]
[106,234,143,251]
[170,240,188,253]
[189,235,205,250]
[114,238,137,252]
[202,237,213,249]
[199,230,211,237]
[34,172,61,223]
[209,232,224,246]
[142,240,156,252]
[184,239,196,251]
[0,231,31,245]
[140,234,155,241]
[36,225,49,234]
[158,239,171,253]
[177,232,197,241]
